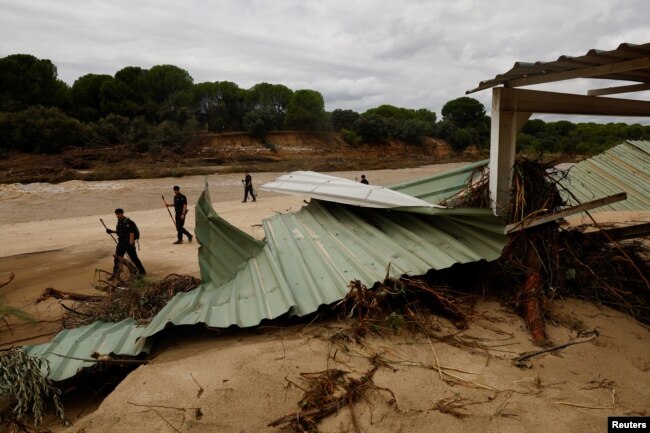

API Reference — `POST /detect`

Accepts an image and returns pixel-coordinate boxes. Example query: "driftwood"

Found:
[0,272,15,289]
[37,288,103,303]
[520,232,547,343]
[505,192,627,233]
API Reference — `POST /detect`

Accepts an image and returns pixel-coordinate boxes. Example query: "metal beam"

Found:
[497,87,650,116]
[505,56,650,88]
[588,82,650,96]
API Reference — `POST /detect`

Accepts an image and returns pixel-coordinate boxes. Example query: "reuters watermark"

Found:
[608,417,649,432]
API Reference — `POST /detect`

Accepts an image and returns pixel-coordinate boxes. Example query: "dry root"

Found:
[269,355,394,433]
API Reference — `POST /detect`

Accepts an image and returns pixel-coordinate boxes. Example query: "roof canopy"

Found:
[466,41,650,214]
[467,42,650,96]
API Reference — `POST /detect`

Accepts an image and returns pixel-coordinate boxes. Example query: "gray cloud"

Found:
[1,0,649,122]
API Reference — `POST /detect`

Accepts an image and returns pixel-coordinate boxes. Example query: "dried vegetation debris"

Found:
[435,155,648,328]
[556,230,650,323]
[451,156,650,342]
[37,271,201,328]
[269,355,397,433]
[301,155,648,351]
[339,275,471,342]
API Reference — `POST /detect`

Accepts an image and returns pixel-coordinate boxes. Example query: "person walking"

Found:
[165,186,193,244]
[106,208,146,279]
[242,171,256,202]
[360,174,369,185]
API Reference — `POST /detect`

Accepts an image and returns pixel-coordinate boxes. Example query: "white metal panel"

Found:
[261,171,445,209]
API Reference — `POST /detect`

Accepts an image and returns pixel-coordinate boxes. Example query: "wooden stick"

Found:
[427,336,444,381]
[553,387,617,410]
[514,332,598,365]
[37,287,103,303]
[100,218,118,244]
[162,195,176,227]
[505,192,627,233]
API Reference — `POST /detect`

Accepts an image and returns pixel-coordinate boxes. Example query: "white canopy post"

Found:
[489,88,530,215]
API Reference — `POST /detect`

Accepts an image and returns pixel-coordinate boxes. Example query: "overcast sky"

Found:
[1,0,649,122]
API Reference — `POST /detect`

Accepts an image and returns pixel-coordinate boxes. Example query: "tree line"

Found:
[1,53,649,155]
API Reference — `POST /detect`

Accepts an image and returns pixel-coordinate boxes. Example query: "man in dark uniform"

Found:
[242,171,256,202]
[106,208,146,279]
[165,185,193,244]
[360,174,369,184]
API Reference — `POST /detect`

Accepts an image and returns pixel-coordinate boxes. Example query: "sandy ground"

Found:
[1,163,649,433]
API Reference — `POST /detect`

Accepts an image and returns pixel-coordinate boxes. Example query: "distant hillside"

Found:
[197,131,455,172]
[0,132,464,184]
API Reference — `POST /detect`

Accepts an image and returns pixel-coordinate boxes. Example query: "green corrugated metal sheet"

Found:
[559,141,650,211]
[24,319,151,382]
[141,187,506,337]
[389,159,488,204]
[195,183,265,285]
[23,167,508,381]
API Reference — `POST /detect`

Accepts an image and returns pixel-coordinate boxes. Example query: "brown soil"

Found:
[0,132,466,184]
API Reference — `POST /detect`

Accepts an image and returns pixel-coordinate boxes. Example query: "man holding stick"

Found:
[105,208,146,279]
[242,171,256,202]
[164,185,193,245]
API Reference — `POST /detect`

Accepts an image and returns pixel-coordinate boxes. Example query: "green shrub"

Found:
[340,128,361,146]
[90,114,132,145]
[0,106,88,153]
[353,113,389,144]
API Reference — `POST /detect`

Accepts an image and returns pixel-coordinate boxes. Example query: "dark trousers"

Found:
[175,213,192,241]
[243,185,256,202]
[113,242,146,276]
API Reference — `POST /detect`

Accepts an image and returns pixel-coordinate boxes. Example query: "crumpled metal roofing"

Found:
[24,319,151,382]
[140,181,506,337]
[260,171,444,209]
[23,167,507,381]
[559,140,650,212]
[389,160,488,205]
[467,42,650,94]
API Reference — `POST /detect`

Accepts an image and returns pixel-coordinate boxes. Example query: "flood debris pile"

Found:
[269,355,395,433]
[458,157,649,342]
[557,228,649,325]
[0,347,68,432]
[498,158,568,342]
[439,164,490,208]
[38,273,201,328]
[340,275,470,341]
[330,156,648,344]
[266,156,650,431]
